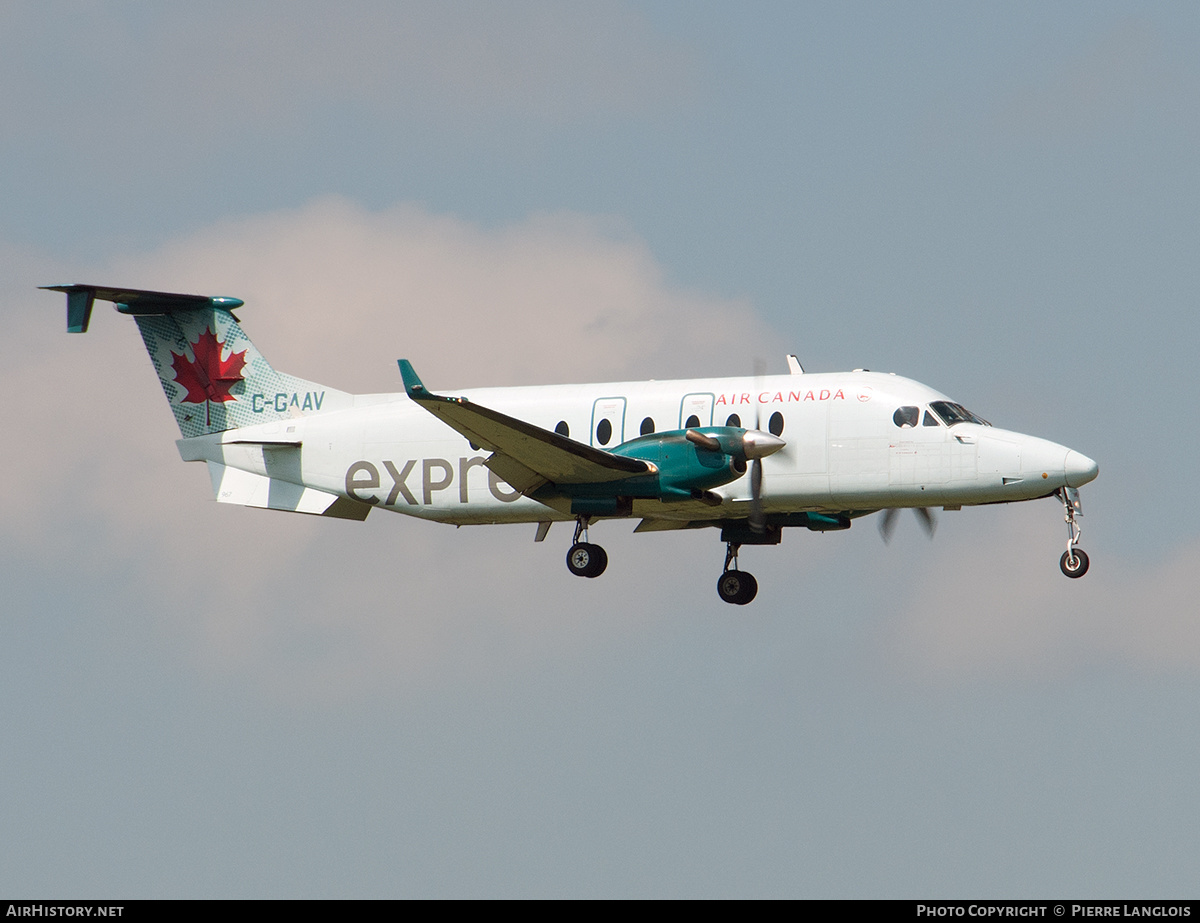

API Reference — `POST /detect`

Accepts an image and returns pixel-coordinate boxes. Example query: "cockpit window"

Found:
[929,400,991,427]
[893,406,919,428]
[922,410,940,426]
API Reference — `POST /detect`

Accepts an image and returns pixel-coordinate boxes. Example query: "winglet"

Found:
[397,359,427,398]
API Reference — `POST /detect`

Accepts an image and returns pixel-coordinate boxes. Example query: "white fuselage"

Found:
[191,370,1097,526]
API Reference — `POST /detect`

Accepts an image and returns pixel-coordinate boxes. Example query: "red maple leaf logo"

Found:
[170,329,247,405]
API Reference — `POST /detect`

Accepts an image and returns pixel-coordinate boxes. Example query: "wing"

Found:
[398,360,653,494]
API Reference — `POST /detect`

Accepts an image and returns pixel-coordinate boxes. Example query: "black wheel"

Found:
[567,542,608,578]
[1059,548,1090,578]
[717,570,758,605]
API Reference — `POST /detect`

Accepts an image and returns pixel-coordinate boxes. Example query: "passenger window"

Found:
[893,406,919,428]
[555,420,569,437]
[922,411,940,427]
[768,411,784,436]
[685,414,700,428]
[640,417,655,435]
[725,413,741,427]
[596,418,612,445]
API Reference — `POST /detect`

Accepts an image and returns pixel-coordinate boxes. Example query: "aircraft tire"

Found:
[567,542,608,578]
[1059,549,1089,578]
[717,570,758,605]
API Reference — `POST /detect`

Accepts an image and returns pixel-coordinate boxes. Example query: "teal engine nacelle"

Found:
[560,427,785,515]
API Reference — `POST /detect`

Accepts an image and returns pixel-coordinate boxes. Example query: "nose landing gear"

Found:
[566,516,607,578]
[717,542,758,605]
[1056,487,1089,578]
[1060,547,1089,578]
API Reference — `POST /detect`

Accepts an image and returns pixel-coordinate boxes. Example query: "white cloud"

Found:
[3,199,774,699]
[13,197,1192,696]
[112,197,770,390]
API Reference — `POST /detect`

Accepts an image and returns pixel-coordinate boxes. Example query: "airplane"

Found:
[43,283,1099,605]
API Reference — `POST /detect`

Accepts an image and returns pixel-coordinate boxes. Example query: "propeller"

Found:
[749,454,766,532]
[878,507,937,543]
[683,379,784,533]
[684,358,784,532]
[749,358,769,533]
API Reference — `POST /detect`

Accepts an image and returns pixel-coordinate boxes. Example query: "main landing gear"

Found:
[562,517,761,605]
[566,516,607,579]
[717,542,758,605]
[1057,487,1090,579]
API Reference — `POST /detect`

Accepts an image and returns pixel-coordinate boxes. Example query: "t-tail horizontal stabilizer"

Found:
[40,284,244,333]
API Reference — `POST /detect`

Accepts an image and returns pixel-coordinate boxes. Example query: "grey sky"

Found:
[2,1,1198,897]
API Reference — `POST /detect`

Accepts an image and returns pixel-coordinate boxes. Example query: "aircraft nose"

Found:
[1064,450,1099,488]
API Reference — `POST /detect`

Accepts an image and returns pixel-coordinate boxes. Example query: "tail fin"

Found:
[43,284,349,438]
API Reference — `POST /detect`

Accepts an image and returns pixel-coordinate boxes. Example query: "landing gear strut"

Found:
[1057,488,1089,578]
[566,516,607,578]
[717,542,758,605]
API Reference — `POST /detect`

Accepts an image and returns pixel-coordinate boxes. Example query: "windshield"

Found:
[929,400,990,427]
